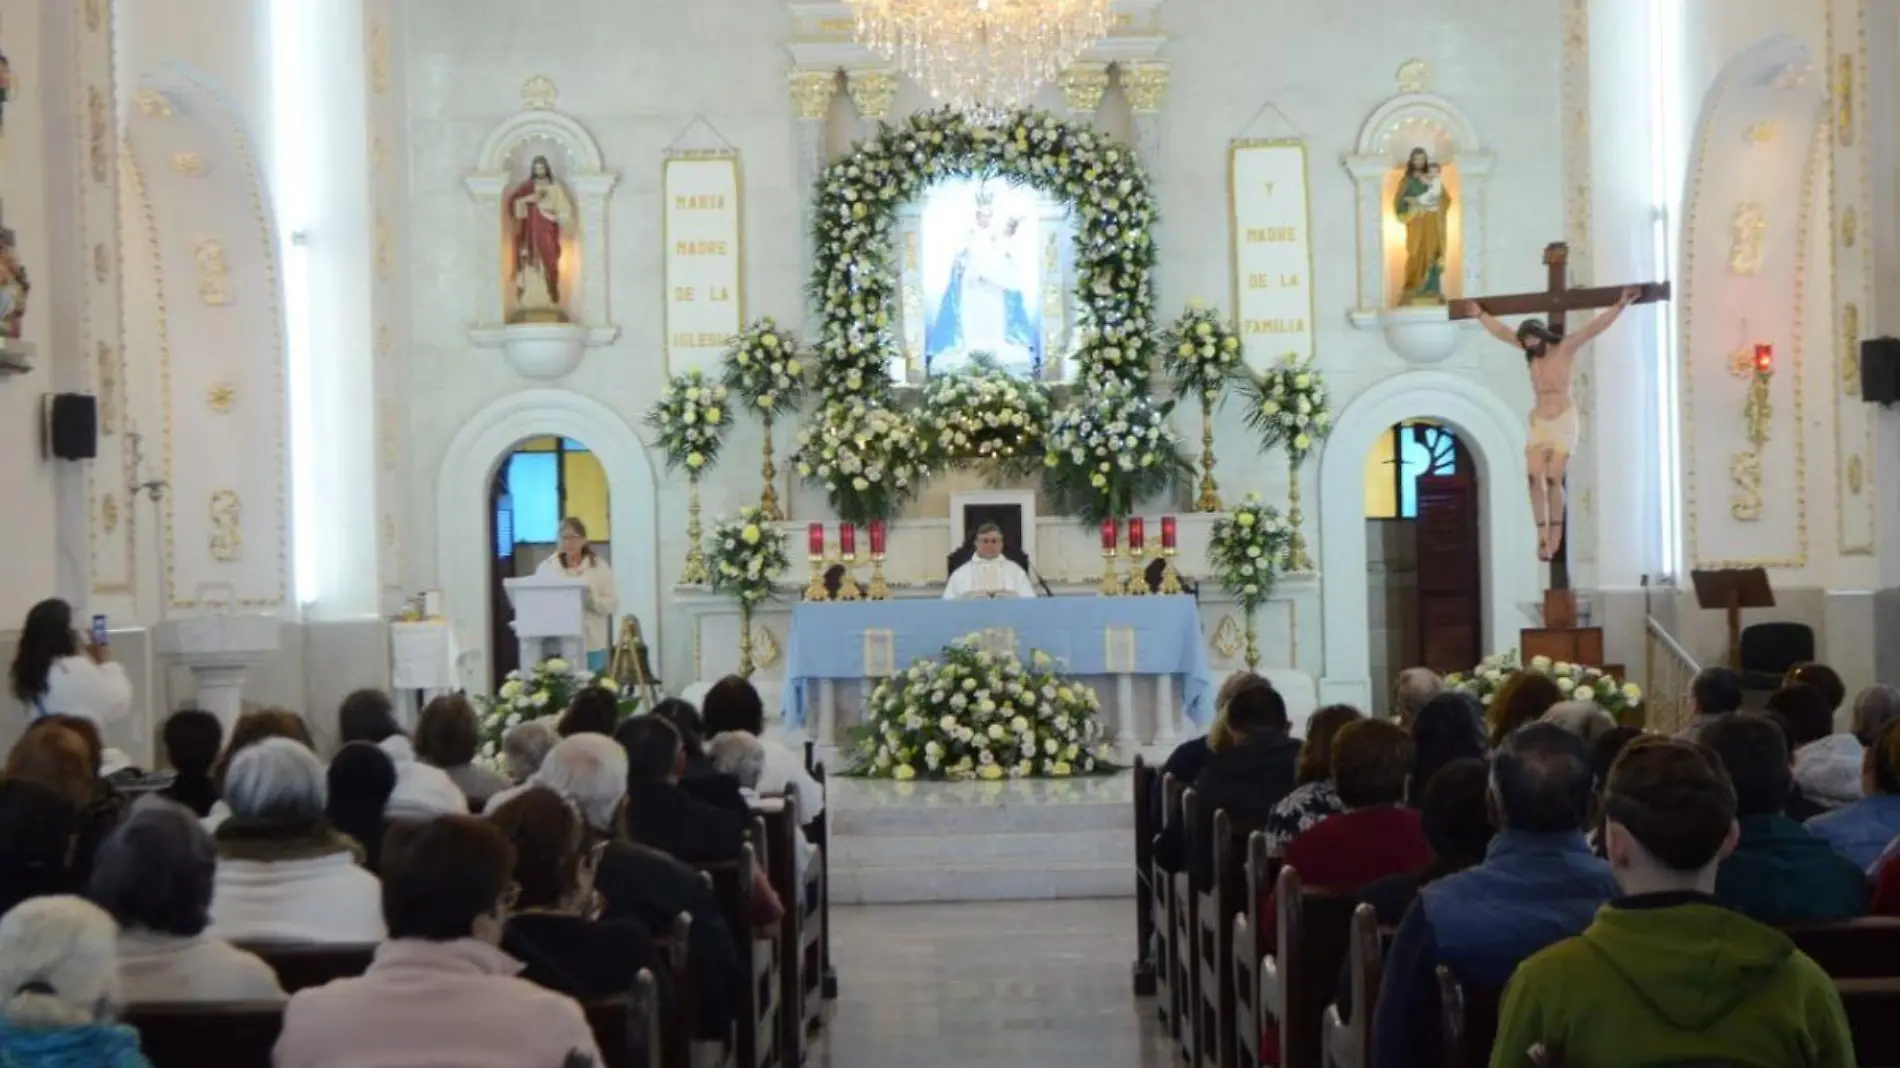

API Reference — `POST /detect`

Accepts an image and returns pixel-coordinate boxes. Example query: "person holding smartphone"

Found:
[8,597,133,741]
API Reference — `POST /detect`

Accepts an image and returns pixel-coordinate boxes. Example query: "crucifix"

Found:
[1447,242,1670,592]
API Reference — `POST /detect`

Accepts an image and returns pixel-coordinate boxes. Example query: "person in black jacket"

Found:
[489,785,656,1000]
[640,699,748,815]
[618,716,749,866]
[157,709,222,818]
[1155,678,1301,886]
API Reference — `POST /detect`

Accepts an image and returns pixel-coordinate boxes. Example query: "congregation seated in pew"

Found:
[1260,703,1362,857]
[154,709,221,819]
[1809,717,1900,873]
[415,693,513,810]
[1155,677,1298,883]
[1701,713,1869,924]
[1674,665,1745,741]
[326,741,398,874]
[0,896,156,1067]
[649,696,751,815]
[1372,723,1616,1068]
[1407,691,1489,807]
[337,689,468,821]
[703,674,826,823]
[1492,738,1855,1067]
[1152,670,1265,827]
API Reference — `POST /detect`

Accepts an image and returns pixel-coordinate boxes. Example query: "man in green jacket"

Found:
[1703,713,1869,922]
[1490,738,1853,1068]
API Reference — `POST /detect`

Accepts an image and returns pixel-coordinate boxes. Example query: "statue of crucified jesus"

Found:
[1462,286,1640,561]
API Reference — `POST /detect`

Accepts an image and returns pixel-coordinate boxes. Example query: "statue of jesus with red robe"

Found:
[506,155,575,322]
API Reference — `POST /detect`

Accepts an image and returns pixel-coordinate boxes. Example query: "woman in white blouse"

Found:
[534,517,619,673]
[8,599,133,771]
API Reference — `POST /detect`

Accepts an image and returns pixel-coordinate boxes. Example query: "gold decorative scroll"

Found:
[88,87,109,183]
[96,343,118,431]
[206,383,236,413]
[1843,303,1861,396]
[1212,615,1244,660]
[521,75,558,110]
[1841,206,1857,248]
[193,238,232,305]
[209,490,243,561]
[662,152,744,374]
[171,152,205,177]
[1729,451,1763,520]
[1836,54,1854,145]
[862,628,896,677]
[752,626,782,671]
[1229,141,1316,371]
[1728,203,1767,275]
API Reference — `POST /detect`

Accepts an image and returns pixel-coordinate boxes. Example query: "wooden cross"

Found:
[1446,242,1671,592]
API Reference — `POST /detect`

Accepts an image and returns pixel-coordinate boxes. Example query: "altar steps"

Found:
[825,773,1135,905]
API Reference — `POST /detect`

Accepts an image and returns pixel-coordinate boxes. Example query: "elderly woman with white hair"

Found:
[0,895,154,1067]
[88,796,285,1004]
[710,730,816,889]
[532,734,746,1040]
[1540,699,1619,744]
[479,717,563,817]
[206,737,386,944]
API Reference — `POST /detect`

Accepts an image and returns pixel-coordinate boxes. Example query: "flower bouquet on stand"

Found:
[850,634,1117,780]
[792,398,934,525]
[1207,493,1295,670]
[1043,377,1189,525]
[722,317,807,520]
[704,505,791,677]
[1238,354,1331,570]
[918,356,1052,481]
[1447,651,1645,723]
[1159,305,1244,511]
[645,370,731,585]
[476,659,638,769]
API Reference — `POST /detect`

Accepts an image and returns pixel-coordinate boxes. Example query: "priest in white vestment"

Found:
[944,523,1038,600]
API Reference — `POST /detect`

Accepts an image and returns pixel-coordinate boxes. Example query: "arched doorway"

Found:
[486,436,612,690]
[1363,421,1481,712]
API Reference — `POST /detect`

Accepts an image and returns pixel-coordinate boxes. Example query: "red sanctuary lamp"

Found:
[803,523,830,602]
[865,520,890,601]
[1157,514,1185,594]
[1099,518,1122,596]
[1125,517,1150,596]
[835,523,863,602]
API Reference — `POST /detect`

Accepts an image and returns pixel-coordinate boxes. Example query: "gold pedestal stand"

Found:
[680,478,710,586]
[836,553,863,601]
[1196,396,1223,512]
[738,605,757,678]
[1099,546,1123,597]
[758,413,783,521]
[1157,544,1185,595]
[866,552,890,600]
[1125,544,1151,595]
[803,553,831,602]
[1287,458,1311,571]
[1243,609,1261,671]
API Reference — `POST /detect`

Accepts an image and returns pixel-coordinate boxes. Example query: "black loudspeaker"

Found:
[1861,337,1900,404]
[45,393,98,459]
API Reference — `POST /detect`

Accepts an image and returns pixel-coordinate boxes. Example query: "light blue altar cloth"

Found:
[780,594,1214,730]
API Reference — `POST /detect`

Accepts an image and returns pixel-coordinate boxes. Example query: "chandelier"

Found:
[846,0,1113,117]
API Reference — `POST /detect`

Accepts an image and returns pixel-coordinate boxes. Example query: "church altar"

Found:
[782,594,1214,747]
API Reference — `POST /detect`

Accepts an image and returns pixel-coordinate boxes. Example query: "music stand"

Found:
[1690,568,1774,669]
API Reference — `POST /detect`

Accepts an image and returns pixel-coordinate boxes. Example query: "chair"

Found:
[236,941,376,992]
[1132,755,1159,996]
[1435,967,1501,1068]
[126,1001,284,1068]
[944,543,1033,579]
[1737,621,1814,691]
[1260,865,1358,1068]
[1231,832,1276,1068]
[1320,905,1383,1068]
[1783,917,1900,978]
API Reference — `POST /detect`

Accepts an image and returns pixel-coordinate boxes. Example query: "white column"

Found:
[1152,674,1179,746]
[1115,673,1137,757]
[1120,63,1169,168]
[816,678,838,747]
[1058,62,1110,124]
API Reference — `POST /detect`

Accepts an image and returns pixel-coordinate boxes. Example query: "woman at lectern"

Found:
[535,517,618,673]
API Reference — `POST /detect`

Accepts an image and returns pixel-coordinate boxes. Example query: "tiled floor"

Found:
[810,899,1175,1067]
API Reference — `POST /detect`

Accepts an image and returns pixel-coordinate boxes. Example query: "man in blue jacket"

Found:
[1370,723,1617,1068]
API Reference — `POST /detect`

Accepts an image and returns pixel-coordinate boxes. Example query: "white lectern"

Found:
[503,576,589,673]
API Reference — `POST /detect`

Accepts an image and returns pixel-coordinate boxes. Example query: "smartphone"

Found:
[90,614,108,647]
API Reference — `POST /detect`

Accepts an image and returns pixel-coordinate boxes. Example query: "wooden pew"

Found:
[236,941,376,993]
[697,839,780,1068]
[1838,977,1900,1066]
[1785,916,1900,979]
[1231,832,1275,1068]
[1320,904,1383,1068]
[807,745,838,1001]
[1133,755,1159,996]
[756,791,806,1066]
[1435,968,1501,1068]
[1152,773,1184,1035]
[127,1001,282,1068]
[1174,788,1205,1065]
[1202,808,1260,1068]
[651,913,698,1068]
[1260,865,1357,1068]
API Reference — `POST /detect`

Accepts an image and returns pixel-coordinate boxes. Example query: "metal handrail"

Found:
[1643,616,1700,733]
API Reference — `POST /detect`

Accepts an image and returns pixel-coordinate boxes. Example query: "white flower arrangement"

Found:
[918,359,1052,476]
[1208,493,1296,614]
[704,505,790,609]
[808,106,1159,404]
[1238,353,1332,465]
[476,659,638,768]
[1158,304,1244,405]
[852,635,1115,781]
[1446,651,1645,719]
[1042,377,1186,524]
[721,317,807,415]
[644,370,731,474]
[793,399,934,524]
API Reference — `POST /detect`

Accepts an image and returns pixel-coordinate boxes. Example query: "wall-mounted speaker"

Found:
[44,393,98,459]
[1861,337,1900,405]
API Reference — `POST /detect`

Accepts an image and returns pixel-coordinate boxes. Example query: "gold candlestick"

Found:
[836,552,863,601]
[1099,546,1123,597]
[1243,609,1260,671]
[1125,542,1150,596]
[680,477,709,585]
[738,605,757,678]
[802,551,831,602]
[867,553,890,600]
[1286,458,1310,571]
[758,412,783,521]
[1157,543,1184,595]
[1196,394,1222,512]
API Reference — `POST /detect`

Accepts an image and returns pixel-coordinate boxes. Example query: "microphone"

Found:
[1027,560,1057,598]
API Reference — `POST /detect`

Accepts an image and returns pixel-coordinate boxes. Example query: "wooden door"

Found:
[488,465,520,691]
[1415,472,1482,674]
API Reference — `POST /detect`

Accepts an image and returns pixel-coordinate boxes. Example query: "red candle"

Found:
[1161,515,1178,550]
[840,523,856,557]
[869,520,887,556]
[1127,517,1145,552]
[1100,517,1118,552]
[807,522,825,558]
[1754,343,1774,374]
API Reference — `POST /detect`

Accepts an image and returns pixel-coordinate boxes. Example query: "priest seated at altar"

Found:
[943,523,1038,600]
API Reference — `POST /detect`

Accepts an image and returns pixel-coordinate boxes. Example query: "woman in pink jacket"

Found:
[273,816,602,1068]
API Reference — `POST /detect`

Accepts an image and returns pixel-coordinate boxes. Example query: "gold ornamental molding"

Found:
[1119,62,1169,114]
[521,75,558,110]
[788,69,839,122]
[1827,0,1876,556]
[845,69,898,122]
[1058,62,1110,115]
